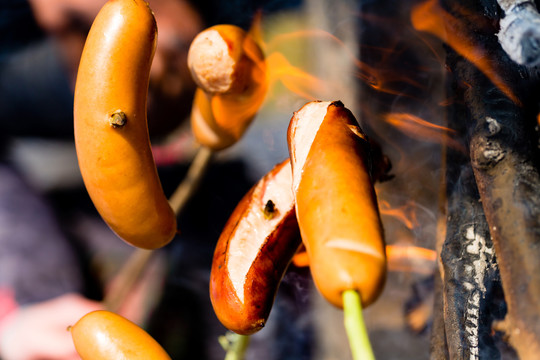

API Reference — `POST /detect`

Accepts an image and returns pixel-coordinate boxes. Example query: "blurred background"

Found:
[0,0,448,358]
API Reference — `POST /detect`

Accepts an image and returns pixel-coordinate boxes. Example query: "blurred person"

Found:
[0,0,311,358]
[0,0,203,138]
[0,0,203,359]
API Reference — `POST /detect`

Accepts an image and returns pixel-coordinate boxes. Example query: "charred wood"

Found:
[428,39,507,358]
[437,0,540,355]
[459,51,540,358]
[440,160,503,360]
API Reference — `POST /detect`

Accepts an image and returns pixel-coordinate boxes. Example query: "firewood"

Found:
[435,0,540,354]
[440,163,503,360]
[465,64,540,359]
[435,88,504,357]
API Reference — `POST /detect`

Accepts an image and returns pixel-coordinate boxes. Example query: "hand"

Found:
[0,293,103,360]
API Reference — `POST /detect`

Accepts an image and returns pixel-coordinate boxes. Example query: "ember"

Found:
[412,0,540,358]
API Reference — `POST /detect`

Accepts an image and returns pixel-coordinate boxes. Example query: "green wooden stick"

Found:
[218,331,250,360]
[343,289,375,360]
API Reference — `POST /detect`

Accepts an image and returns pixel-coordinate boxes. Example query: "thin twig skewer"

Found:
[103,146,214,313]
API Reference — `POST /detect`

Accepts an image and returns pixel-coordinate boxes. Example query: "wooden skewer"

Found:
[103,146,214,313]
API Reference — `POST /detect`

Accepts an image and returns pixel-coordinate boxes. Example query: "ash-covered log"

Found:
[440,162,504,360]
[436,0,540,356]
[461,55,540,358]
[434,76,505,357]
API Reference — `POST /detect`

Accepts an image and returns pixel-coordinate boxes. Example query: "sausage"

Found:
[190,87,236,150]
[210,159,301,335]
[287,100,387,308]
[74,0,177,249]
[70,310,171,359]
[187,24,267,150]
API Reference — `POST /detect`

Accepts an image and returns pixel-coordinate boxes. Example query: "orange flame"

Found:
[266,28,426,96]
[243,12,443,113]
[292,245,437,275]
[265,52,326,101]
[247,11,265,49]
[379,199,420,230]
[263,29,350,102]
[385,244,437,275]
[292,249,310,268]
[260,24,428,102]
[384,112,465,152]
[246,17,332,104]
[411,0,520,104]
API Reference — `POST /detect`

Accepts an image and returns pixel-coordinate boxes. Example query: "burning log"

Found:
[440,161,503,359]
[496,0,540,67]
[430,69,505,356]
[461,57,540,358]
[429,0,540,356]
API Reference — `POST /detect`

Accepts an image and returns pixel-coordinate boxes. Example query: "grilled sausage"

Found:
[287,100,386,308]
[210,159,301,334]
[71,310,171,359]
[74,0,177,249]
[187,24,267,150]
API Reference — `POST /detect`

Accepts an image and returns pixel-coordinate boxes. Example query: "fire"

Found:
[246,14,329,102]
[379,199,419,230]
[265,52,326,101]
[212,11,446,279]
[292,248,309,268]
[260,28,354,102]
[292,244,437,275]
[265,28,424,97]
[291,197,439,274]
[242,11,437,112]
[411,0,520,104]
[385,244,437,275]
[253,18,429,104]
[384,112,465,152]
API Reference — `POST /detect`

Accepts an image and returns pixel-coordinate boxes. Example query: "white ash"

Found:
[497,0,532,12]
[465,225,495,293]
[497,0,540,67]
[485,117,501,136]
[463,226,497,360]
[466,291,482,360]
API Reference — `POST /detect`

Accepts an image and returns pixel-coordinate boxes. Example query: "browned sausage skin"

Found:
[210,159,301,335]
